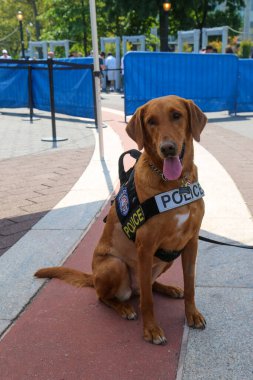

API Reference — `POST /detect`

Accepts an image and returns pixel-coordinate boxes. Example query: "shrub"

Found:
[238,40,252,58]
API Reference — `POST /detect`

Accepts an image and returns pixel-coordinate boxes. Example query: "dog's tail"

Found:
[34,267,94,288]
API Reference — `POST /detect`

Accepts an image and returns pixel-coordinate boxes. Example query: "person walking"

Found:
[105,53,116,92]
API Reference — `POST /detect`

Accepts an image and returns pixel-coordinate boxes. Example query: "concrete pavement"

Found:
[0,96,253,379]
[0,109,95,256]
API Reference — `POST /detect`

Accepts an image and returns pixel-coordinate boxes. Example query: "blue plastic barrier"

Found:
[236,59,253,113]
[1,54,253,119]
[0,64,28,108]
[124,52,239,116]
[32,58,95,119]
[0,58,95,119]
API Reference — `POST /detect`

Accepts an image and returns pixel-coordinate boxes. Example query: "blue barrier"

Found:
[124,52,252,116]
[1,54,253,119]
[32,58,95,118]
[236,59,253,113]
[0,63,28,108]
[0,58,95,119]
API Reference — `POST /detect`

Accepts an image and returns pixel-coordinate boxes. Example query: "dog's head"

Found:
[126,95,207,180]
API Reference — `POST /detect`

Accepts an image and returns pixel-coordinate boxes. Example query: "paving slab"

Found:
[181,287,253,380]
[0,228,84,321]
[178,121,253,380]
[1,100,253,380]
[0,109,96,255]
[0,119,123,336]
[197,241,253,288]
[0,109,95,159]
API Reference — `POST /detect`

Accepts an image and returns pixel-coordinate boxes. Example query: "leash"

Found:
[199,235,253,250]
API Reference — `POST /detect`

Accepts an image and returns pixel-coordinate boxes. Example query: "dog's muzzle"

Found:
[160,140,178,158]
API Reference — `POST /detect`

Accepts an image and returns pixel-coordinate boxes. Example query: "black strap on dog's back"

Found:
[118,149,141,186]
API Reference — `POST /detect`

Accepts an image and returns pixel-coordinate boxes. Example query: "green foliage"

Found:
[238,40,252,58]
[209,40,222,53]
[145,34,160,52]
[182,43,193,53]
[0,0,246,57]
[0,0,43,58]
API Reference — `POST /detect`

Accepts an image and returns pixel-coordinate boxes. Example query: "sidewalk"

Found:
[0,109,95,256]
[0,100,253,379]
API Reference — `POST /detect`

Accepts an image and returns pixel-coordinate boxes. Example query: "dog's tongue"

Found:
[163,156,182,180]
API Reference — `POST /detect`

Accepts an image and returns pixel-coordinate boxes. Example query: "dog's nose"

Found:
[160,141,177,157]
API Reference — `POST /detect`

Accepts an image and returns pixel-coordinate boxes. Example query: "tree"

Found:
[113,0,245,50]
[0,0,246,57]
[171,0,244,32]
[27,0,42,40]
[0,0,43,57]
[39,0,106,56]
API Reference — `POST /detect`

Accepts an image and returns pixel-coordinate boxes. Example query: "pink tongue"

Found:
[163,156,182,180]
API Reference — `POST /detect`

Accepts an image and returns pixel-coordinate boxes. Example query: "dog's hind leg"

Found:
[153,281,184,299]
[93,256,137,320]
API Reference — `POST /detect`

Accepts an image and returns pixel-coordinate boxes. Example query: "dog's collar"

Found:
[147,143,186,182]
[146,160,190,187]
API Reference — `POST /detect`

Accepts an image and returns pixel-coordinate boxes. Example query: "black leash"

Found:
[199,235,253,250]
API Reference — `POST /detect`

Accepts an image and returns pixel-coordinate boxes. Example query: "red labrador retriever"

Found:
[35,95,207,345]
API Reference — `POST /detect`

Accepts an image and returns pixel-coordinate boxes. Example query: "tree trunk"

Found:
[29,0,41,40]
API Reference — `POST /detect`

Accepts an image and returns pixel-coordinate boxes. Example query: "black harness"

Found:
[113,150,205,262]
[115,166,183,262]
[105,149,253,255]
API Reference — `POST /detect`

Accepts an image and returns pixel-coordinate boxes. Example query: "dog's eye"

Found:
[172,111,181,120]
[147,118,157,126]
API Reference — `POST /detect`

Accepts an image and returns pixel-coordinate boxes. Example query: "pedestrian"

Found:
[120,55,124,93]
[47,51,54,59]
[99,52,106,91]
[0,49,12,59]
[225,45,234,54]
[205,45,214,54]
[105,52,116,92]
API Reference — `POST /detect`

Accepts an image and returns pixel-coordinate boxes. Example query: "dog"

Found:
[35,95,207,345]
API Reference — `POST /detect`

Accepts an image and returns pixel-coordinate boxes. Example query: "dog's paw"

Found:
[186,308,206,329]
[143,325,167,345]
[120,305,137,320]
[167,286,184,299]
[153,282,184,298]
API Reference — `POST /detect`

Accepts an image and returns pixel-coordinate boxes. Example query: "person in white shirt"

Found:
[0,49,12,59]
[120,55,124,92]
[105,53,116,91]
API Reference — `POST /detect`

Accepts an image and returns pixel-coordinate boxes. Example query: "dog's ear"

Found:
[125,106,145,150]
[185,100,207,142]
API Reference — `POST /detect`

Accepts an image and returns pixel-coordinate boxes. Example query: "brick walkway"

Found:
[0,110,95,256]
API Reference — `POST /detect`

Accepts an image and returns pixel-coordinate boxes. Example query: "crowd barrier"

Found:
[124,52,253,116]
[0,58,95,120]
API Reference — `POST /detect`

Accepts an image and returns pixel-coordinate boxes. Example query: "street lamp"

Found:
[163,1,171,12]
[160,1,171,52]
[16,11,25,59]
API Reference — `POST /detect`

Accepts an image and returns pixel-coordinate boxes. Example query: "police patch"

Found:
[117,187,129,216]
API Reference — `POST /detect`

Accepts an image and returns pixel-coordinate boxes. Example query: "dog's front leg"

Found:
[137,241,167,345]
[181,234,206,329]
